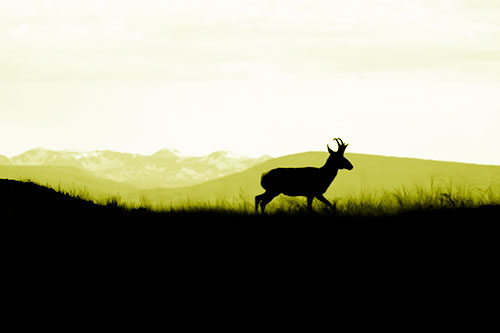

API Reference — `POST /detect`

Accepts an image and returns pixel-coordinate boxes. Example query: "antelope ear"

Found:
[327,144,335,154]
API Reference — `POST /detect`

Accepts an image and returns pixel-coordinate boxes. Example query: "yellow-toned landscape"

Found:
[2,1,500,229]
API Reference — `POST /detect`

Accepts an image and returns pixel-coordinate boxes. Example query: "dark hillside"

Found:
[2,178,500,270]
[0,179,123,221]
[2,178,499,226]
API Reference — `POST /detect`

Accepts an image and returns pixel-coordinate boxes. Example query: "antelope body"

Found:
[255,138,353,213]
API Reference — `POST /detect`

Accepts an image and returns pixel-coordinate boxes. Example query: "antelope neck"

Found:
[319,164,339,180]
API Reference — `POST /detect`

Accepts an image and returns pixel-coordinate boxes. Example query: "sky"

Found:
[1,0,500,164]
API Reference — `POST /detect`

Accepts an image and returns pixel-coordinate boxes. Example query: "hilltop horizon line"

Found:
[1,146,499,167]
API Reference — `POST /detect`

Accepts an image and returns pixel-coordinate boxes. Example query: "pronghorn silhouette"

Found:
[255,138,353,213]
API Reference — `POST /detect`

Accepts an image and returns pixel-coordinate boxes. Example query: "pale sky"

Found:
[1,0,499,164]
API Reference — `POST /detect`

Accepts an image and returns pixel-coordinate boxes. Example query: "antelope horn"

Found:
[334,138,347,146]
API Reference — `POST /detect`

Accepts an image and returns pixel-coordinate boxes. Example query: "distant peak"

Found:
[152,148,181,158]
[13,148,57,159]
[0,154,12,165]
[207,151,248,160]
[22,147,53,154]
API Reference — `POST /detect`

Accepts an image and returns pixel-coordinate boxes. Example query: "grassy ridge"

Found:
[2,178,499,262]
[2,178,499,222]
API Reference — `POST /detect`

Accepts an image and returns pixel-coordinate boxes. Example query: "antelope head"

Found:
[326,138,353,170]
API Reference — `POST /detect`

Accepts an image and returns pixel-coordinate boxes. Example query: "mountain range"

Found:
[0,148,271,188]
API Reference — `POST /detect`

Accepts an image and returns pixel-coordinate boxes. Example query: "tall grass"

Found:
[336,182,500,217]
[135,182,500,218]
[16,178,500,217]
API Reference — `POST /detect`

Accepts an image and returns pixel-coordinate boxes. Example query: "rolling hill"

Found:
[0,155,11,165]
[127,152,500,206]
[0,178,120,220]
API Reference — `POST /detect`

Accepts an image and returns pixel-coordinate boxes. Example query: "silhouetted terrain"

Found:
[0,179,124,221]
[2,179,499,223]
[3,178,499,269]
